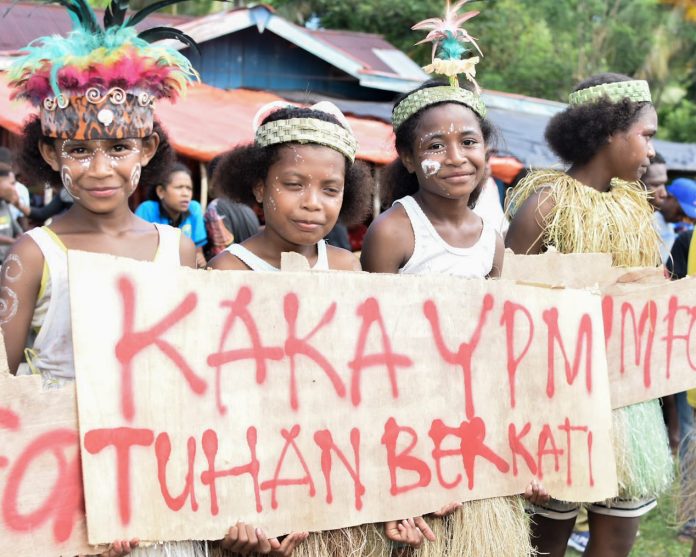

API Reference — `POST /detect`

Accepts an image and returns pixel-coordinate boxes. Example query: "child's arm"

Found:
[0,236,44,374]
[208,251,253,270]
[489,232,505,278]
[326,245,361,271]
[0,234,16,245]
[178,234,197,269]
[360,208,411,273]
[505,188,555,255]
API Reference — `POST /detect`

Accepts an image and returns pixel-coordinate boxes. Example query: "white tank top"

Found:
[394,195,496,278]
[24,224,181,387]
[225,240,329,271]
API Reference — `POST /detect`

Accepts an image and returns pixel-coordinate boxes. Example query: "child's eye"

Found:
[426,142,445,151]
[462,139,478,147]
[110,144,134,156]
[324,187,342,196]
[284,182,303,190]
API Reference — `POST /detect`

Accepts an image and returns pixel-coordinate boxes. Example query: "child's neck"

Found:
[567,162,614,193]
[413,190,474,225]
[160,203,183,226]
[60,202,139,234]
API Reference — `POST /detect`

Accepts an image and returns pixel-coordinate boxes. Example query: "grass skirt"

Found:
[131,541,208,556]
[415,496,533,557]
[293,525,391,557]
[612,400,673,500]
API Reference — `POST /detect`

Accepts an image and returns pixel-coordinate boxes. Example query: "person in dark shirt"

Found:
[668,228,692,280]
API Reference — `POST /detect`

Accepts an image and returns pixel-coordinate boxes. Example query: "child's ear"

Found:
[38,140,61,171]
[402,152,417,174]
[155,184,166,200]
[252,180,265,204]
[140,132,161,167]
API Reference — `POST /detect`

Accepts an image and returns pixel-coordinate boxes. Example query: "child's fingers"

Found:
[221,523,240,549]
[254,527,273,553]
[433,501,461,517]
[273,532,309,556]
[414,516,436,542]
[383,520,402,542]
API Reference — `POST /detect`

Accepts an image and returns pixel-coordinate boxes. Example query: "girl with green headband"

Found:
[209,105,372,274]
[506,72,672,557]
[362,2,546,555]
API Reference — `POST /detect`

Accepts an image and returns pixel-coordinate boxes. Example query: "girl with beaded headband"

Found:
[209,103,378,557]
[506,73,672,557]
[361,3,545,556]
[0,0,207,555]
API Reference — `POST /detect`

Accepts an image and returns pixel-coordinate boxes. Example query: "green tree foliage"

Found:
[269,0,696,141]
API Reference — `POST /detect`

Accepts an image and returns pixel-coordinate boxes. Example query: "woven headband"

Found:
[392,86,487,131]
[568,80,652,106]
[255,117,358,162]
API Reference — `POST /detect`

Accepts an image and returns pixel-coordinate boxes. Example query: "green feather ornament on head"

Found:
[412,0,482,89]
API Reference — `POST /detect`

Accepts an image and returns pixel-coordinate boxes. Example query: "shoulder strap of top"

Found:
[393,195,429,230]
[226,243,278,272]
[314,239,329,270]
[153,223,181,265]
[26,227,66,268]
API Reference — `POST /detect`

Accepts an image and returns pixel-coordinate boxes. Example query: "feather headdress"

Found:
[8,0,201,139]
[412,0,482,90]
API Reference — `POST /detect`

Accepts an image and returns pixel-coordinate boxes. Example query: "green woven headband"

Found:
[392,86,487,131]
[255,118,358,162]
[568,80,652,106]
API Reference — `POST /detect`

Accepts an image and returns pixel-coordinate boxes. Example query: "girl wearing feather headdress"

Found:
[361,3,545,557]
[0,0,202,555]
[506,73,673,557]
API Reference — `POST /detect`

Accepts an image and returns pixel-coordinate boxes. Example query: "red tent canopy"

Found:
[0,74,397,165]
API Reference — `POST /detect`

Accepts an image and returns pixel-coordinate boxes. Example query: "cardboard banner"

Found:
[0,370,102,556]
[69,251,616,545]
[503,250,696,408]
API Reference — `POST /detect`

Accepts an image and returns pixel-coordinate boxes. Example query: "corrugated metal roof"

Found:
[305,28,403,75]
[0,1,190,53]
[166,5,427,93]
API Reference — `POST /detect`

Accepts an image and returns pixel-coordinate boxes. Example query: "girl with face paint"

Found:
[208,103,375,557]
[0,1,199,554]
[361,3,547,552]
[209,105,372,273]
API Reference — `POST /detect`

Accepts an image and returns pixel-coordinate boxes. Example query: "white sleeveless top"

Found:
[24,224,181,387]
[225,240,329,271]
[395,195,496,278]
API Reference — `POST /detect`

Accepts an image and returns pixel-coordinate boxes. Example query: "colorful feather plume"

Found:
[9,0,200,104]
[412,0,482,89]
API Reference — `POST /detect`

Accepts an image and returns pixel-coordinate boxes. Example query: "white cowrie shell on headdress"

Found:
[252,100,299,131]
[97,108,114,126]
[310,101,352,131]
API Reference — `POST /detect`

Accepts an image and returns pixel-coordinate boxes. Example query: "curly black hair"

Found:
[19,116,175,189]
[545,73,652,166]
[213,107,373,226]
[381,79,496,208]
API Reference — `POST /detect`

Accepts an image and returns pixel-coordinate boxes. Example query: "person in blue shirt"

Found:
[136,162,207,267]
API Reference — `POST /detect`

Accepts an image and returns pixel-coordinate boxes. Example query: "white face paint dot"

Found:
[421,159,441,177]
[97,109,114,126]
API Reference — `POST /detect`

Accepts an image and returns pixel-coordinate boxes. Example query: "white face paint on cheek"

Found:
[421,159,441,177]
[60,166,80,199]
[129,164,141,196]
